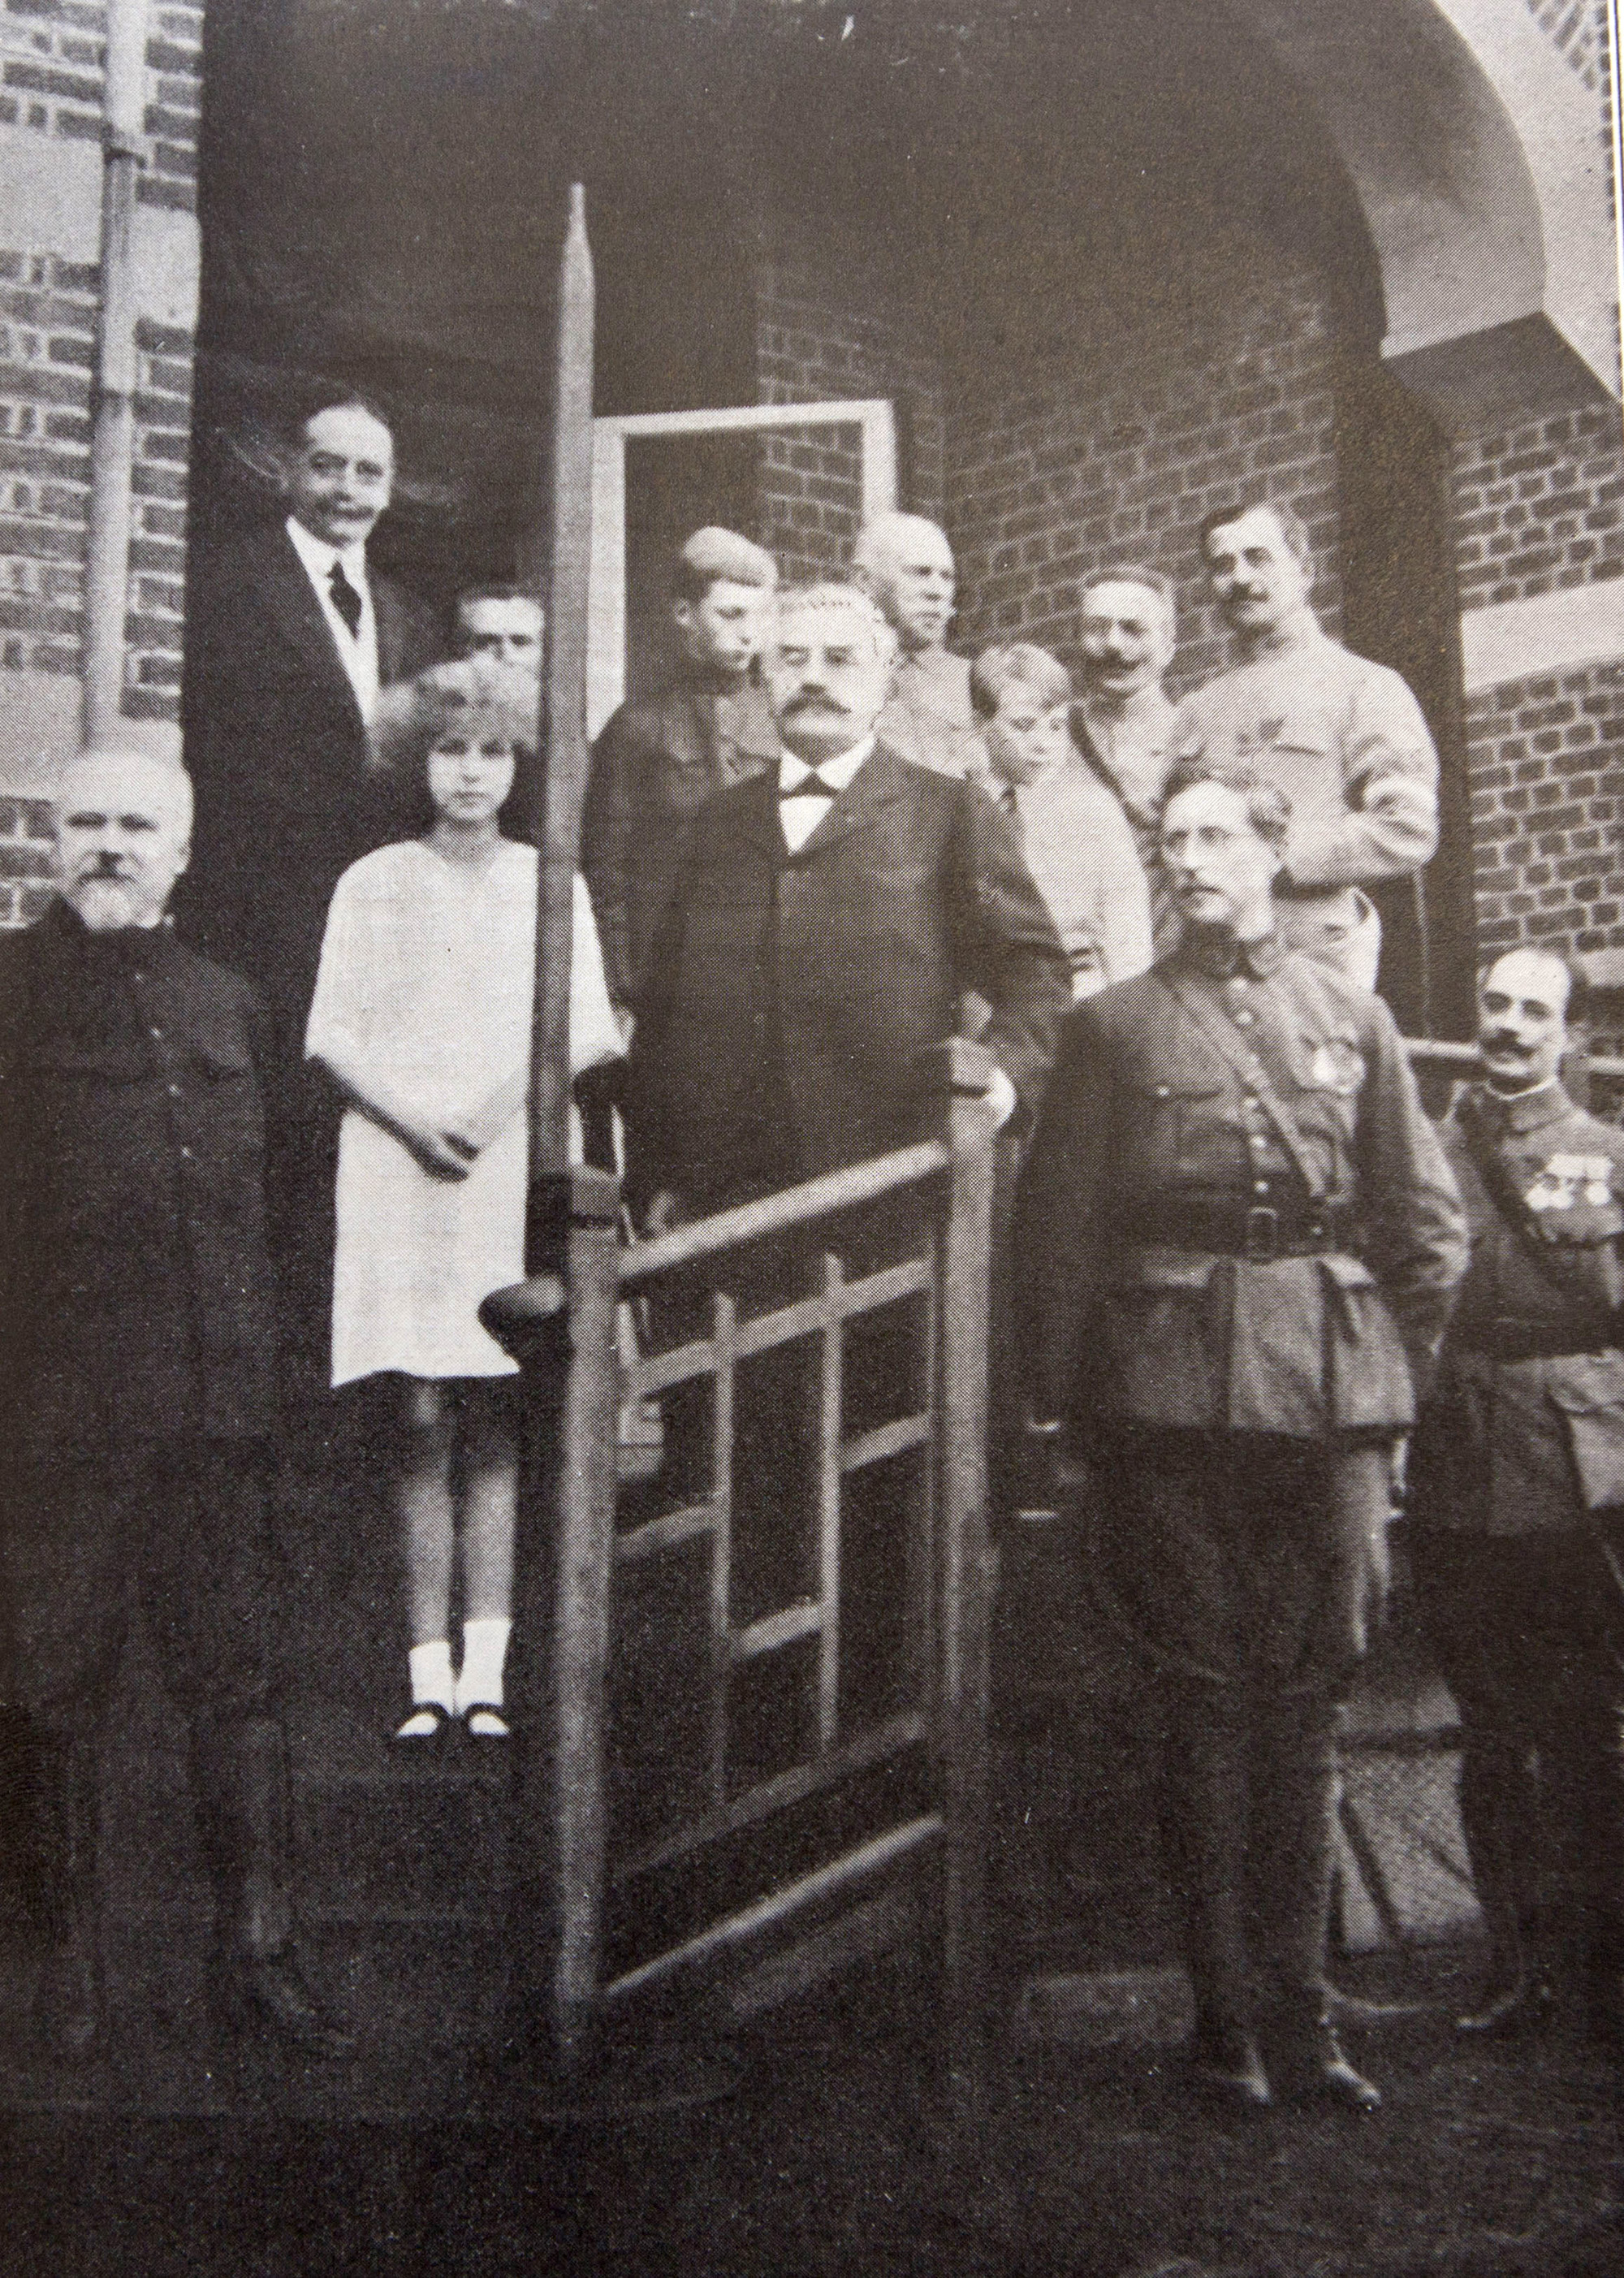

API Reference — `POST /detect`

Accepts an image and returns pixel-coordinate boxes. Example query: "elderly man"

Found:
[456,585,544,675]
[0,749,350,2061]
[852,511,986,785]
[1074,565,1181,954]
[972,641,1152,998]
[1017,757,1466,2112]
[1408,948,1624,2048]
[1173,500,1438,991]
[581,525,779,1029]
[628,582,1067,1217]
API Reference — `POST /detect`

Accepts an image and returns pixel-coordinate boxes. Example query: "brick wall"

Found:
[754,238,945,577]
[944,244,1342,702]
[1524,0,1612,91]
[1465,659,1624,957]
[1453,404,1624,962]
[0,789,56,925]
[1452,406,1624,611]
[0,0,203,918]
[0,249,97,680]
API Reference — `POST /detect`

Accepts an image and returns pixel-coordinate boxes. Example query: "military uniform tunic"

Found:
[1173,625,1438,985]
[1015,927,1467,2051]
[0,899,280,1735]
[1018,928,1465,1441]
[1407,1078,1624,2004]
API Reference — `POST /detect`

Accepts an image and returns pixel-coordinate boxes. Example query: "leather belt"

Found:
[1127,1197,1358,1264]
[1453,1317,1613,1364]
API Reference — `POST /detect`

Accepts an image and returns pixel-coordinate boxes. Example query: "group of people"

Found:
[2,384,1620,2117]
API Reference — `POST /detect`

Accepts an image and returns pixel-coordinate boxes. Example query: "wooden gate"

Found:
[486,1039,1000,2115]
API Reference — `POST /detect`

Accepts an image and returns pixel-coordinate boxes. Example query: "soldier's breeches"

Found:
[1098,1430,1358,2032]
[1411,1524,1624,1956]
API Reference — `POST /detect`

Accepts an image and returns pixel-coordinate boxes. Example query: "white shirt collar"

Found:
[778,735,875,792]
[285,513,369,583]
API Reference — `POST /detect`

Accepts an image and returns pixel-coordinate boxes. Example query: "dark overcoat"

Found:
[627,743,1069,1212]
[179,521,441,1049]
[0,901,279,1448]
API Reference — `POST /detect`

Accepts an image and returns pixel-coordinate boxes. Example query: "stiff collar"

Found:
[1466,1077,1572,1138]
[285,513,369,585]
[1177,924,1287,982]
[779,736,875,795]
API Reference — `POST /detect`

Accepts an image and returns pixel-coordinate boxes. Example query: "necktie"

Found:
[779,766,843,801]
[329,560,364,640]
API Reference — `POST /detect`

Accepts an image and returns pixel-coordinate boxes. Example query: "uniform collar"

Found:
[1467,1078,1572,1137]
[1177,924,1286,982]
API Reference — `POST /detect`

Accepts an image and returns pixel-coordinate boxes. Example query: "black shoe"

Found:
[1271,2024,1381,2114]
[218,1945,356,2061]
[1456,1971,1554,2037]
[1189,2025,1272,2111]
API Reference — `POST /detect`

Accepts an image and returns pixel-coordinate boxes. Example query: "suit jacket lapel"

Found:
[263,527,365,730]
[797,741,908,859]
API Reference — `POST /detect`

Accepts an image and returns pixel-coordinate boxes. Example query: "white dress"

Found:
[306,840,622,1385]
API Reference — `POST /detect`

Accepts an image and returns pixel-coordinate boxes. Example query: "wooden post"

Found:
[920,1037,998,2128]
[528,184,597,1264]
[482,1165,620,2073]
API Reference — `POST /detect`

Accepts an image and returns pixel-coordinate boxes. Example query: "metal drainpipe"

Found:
[80,0,147,749]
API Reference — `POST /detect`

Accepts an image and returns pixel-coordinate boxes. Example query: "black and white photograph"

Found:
[1,2,1622,2271]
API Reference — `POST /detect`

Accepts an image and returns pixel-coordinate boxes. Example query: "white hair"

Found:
[767,581,899,664]
[57,746,194,832]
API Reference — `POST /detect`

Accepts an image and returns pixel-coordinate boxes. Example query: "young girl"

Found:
[307,659,622,1740]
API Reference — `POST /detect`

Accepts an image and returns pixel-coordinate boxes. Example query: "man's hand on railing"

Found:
[640,1190,685,1240]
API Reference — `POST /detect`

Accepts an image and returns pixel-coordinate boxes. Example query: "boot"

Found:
[210,1717,354,2060]
[31,1735,103,2060]
[1453,1740,1551,2034]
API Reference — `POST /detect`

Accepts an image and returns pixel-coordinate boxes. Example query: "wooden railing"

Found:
[486,1039,1000,2118]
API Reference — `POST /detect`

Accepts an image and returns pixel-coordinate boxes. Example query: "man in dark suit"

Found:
[627,581,1068,1219]
[0,749,351,2062]
[180,393,441,1366]
[581,525,780,1035]
[181,391,442,1061]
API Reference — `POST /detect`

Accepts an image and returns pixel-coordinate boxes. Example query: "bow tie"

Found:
[778,764,844,801]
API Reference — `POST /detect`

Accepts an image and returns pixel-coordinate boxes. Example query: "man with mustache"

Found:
[1016,758,1466,2112]
[1407,948,1624,2050]
[853,512,987,785]
[627,582,1067,1217]
[182,392,442,1381]
[1173,501,1438,990]
[1073,566,1181,956]
[0,749,351,2063]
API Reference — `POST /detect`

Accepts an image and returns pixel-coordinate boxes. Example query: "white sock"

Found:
[455,1617,512,1712]
[408,1638,456,1712]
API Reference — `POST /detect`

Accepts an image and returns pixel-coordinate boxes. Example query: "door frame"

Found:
[587,400,900,736]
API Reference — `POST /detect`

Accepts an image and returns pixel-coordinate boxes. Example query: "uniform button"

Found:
[179,1145,192,1161]
[149,1026,163,1041]
[1233,1009,1255,1028]
[167,1083,181,1098]
[1254,1180,1270,1195]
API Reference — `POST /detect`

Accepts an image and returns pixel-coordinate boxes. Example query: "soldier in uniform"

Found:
[1016,756,1466,2112]
[0,748,351,2061]
[1408,947,1624,2047]
[581,526,779,1035]
[1173,500,1438,991]
[852,512,987,785]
